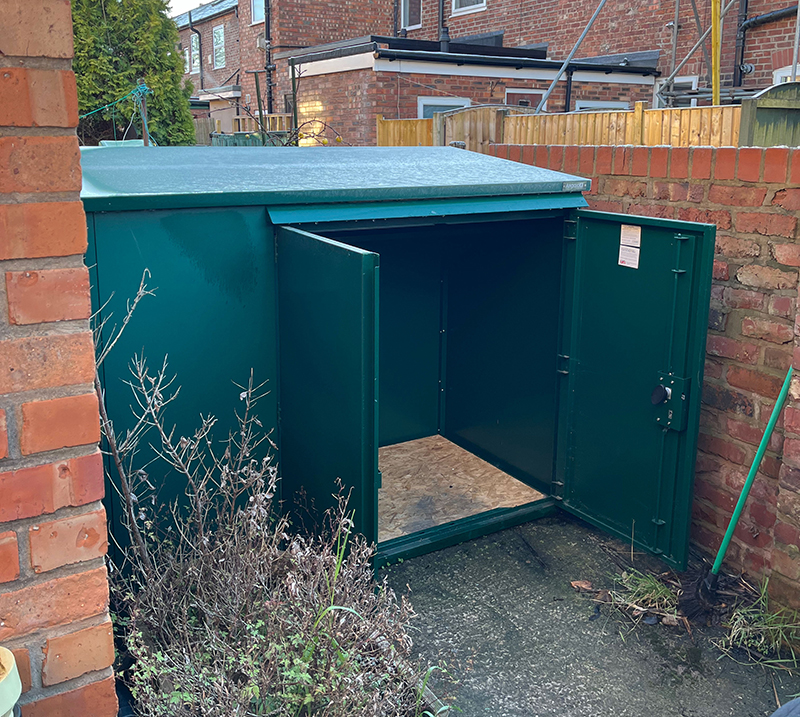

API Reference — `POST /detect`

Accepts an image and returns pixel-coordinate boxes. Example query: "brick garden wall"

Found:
[0,1,116,714]
[490,141,800,607]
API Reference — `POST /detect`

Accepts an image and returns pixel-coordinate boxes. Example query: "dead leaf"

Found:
[661,614,679,627]
[571,580,594,592]
[632,608,646,617]
[596,589,612,603]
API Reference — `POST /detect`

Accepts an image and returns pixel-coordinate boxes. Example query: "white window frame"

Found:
[190,34,200,74]
[212,24,225,69]
[654,75,697,108]
[183,47,190,74]
[574,99,630,111]
[401,0,422,30]
[773,65,800,83]
[417,96,471,119]
[504,88,545,111]
[251,0,265,24]
[451,0,486,17]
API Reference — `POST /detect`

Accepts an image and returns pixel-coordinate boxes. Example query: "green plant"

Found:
[609,569,679,619]
[717,578,800,670]
[73,0,195,146]
[100,354,451,715]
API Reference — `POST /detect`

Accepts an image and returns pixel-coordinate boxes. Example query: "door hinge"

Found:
[557,353,570,375]
[377,470,382,489]
[674,233,692,241]
[564,219,577,240]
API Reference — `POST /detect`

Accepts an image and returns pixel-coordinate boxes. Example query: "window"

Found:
[505,89,544,110]
[251,0,265,23]
[401,0,421,28]
[183,47,190,74]
[190,33,200,74]
[574,100,629,111]
[654,76,697,108]
[774,65,800,83]
[452,0,485,15]
[417,96,470,119]
[213,24,225,68]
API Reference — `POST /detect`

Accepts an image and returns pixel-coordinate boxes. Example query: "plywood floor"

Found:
[378,434,545,542]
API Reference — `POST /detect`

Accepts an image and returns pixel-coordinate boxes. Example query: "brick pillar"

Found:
[0,1,117,715]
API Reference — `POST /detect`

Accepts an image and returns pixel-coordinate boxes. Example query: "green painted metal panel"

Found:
[443,218,564,494]
[329,229,444,446]
[267,193,587,225]
[557,210,715,570]
[91,207,278,553]
[80,146,591,213]
[276,227,379,544]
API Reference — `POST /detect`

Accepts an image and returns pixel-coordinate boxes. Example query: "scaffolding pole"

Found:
[656,0,737,105]
[712,0,721,104]
[535,0,609,114]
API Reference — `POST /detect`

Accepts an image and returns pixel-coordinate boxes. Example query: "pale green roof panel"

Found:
[80,146,590,212]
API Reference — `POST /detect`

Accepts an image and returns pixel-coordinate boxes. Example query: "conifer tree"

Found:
[73,0,195,145]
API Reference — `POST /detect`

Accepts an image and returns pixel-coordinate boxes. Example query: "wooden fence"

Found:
[193,117,215,145]
[233,114,292,132]
[378,103,741,153]
[376,115,433,146]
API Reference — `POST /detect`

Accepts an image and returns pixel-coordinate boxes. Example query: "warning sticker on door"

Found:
[619,224,641,268]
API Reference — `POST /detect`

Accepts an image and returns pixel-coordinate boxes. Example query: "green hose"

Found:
[711,365,793,577]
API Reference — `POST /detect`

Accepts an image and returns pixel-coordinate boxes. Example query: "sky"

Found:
[168,0,206,17]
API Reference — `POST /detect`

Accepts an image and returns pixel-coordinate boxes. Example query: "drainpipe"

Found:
[393,0,399,36]
[733,0,749,85]
[264,0,274,113]
[736,4,798,85]
[564,69,574,112]
[439,0,449,48]
[188,10,204,90]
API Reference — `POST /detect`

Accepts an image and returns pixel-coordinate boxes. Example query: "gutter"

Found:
[735,4,797,85]
[375,47,660,76]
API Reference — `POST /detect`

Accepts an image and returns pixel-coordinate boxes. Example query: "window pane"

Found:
[402,0,421,26]
[454,0,484,9]
[183,48,190,74]
[252,0,265,22]
[191,34,200,72]
[213,26,225,68]
[421,103,465,118]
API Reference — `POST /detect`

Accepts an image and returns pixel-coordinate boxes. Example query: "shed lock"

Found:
[651,372,690,432]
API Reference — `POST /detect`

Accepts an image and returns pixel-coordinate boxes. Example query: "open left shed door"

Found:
[555,211,715,569]
[276,227,379,545]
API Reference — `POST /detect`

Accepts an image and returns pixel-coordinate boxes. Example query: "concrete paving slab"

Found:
[382,513,800,717]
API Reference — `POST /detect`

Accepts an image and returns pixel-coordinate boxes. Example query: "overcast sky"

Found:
[168,0,205,17]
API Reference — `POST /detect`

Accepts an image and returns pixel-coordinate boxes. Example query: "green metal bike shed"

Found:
[82,146,715,570]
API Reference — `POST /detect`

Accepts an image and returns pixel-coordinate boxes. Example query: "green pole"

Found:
[712,365,794,575]
[251,70,267,146]
[291,60,299,146]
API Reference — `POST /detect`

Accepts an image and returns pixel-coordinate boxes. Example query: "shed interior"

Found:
[324,219,562,541]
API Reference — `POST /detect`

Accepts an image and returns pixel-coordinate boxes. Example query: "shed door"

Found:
[276,227,379,544]
[555,211,715,569]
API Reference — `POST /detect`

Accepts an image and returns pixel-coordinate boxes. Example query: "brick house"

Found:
[175,0,241,133]
[178,0,800,145]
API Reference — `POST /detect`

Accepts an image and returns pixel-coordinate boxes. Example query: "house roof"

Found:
[279,36,659,77]
[173,0,237,29]
[79,146,590,213]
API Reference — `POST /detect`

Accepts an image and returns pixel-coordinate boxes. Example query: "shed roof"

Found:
[80,146,590,213]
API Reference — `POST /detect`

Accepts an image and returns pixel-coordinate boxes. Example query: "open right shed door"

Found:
[555,211,715,569]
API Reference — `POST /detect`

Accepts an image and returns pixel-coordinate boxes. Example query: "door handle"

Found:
[651,384,672,405]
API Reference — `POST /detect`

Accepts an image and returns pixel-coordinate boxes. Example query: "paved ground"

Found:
[382,513,800,717]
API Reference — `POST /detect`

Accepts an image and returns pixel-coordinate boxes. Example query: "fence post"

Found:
[376,115,384,146]
[632,101,646,145]
[432,112,445,146]
[493,108,507,148]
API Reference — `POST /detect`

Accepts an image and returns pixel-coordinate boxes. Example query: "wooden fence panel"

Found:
[376,115,433,146]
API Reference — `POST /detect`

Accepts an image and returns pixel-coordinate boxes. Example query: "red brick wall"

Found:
[292,68,654,145]
[491,141,800,606]
[177,10,241,93]
[0,1,116,714]
[407,0,794,91]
